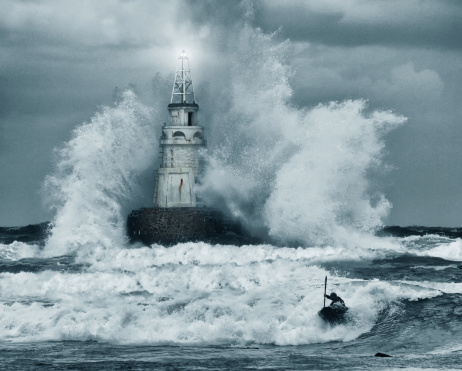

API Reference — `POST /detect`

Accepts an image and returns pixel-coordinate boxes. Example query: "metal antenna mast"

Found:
[170,50,195,104]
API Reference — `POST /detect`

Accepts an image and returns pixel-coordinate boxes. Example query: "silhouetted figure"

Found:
[325,292,345,307]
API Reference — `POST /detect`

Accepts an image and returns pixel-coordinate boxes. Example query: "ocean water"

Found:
[1,24,461,370]
[1,226,462,370]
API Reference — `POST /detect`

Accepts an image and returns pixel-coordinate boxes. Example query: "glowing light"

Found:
[180,50,187,58]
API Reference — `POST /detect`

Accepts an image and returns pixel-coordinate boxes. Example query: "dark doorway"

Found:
[188,112,193,126]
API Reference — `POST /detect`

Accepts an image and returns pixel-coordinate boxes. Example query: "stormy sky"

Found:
[0,0,461,227]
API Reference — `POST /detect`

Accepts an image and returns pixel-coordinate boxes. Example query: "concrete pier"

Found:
[127,207,256,246]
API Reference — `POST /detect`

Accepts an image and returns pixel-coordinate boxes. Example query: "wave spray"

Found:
[43,91,158,258]
[197,25,406,245]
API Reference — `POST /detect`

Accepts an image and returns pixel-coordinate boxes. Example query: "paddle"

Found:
[324,276,327,308]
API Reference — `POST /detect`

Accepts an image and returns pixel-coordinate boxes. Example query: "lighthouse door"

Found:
[167,172,192,206]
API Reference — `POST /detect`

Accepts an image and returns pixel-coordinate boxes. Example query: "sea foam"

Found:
[0,242,440,345]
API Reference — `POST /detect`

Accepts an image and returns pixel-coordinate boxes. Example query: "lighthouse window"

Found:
[188,112,193,126]
[173,131,186,139]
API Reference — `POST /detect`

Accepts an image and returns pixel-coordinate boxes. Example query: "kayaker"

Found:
[325,292,345,307]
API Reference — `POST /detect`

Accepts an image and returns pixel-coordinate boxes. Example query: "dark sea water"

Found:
[1,224,461,370]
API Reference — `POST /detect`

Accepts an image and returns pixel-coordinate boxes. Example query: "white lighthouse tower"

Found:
[154,51,206,207]
[127,50,252,245]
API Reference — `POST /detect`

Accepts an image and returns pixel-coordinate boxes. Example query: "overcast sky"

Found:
[0,0,461,227]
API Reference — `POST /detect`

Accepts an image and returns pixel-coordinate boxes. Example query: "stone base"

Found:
[127,207,258,246]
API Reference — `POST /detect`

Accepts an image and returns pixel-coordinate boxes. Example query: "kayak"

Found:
[318,305,348,324]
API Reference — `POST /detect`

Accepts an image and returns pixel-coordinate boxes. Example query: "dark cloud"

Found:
[253,0,462,49]
[184,0,248,26]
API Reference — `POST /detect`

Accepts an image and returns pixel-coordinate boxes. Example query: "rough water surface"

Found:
[1,227,462,370]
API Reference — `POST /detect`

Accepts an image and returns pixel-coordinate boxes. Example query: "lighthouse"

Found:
[154,51,206,207]
[127,51,253,246]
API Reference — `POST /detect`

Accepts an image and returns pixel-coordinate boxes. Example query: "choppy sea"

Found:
[1,224,461,370]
